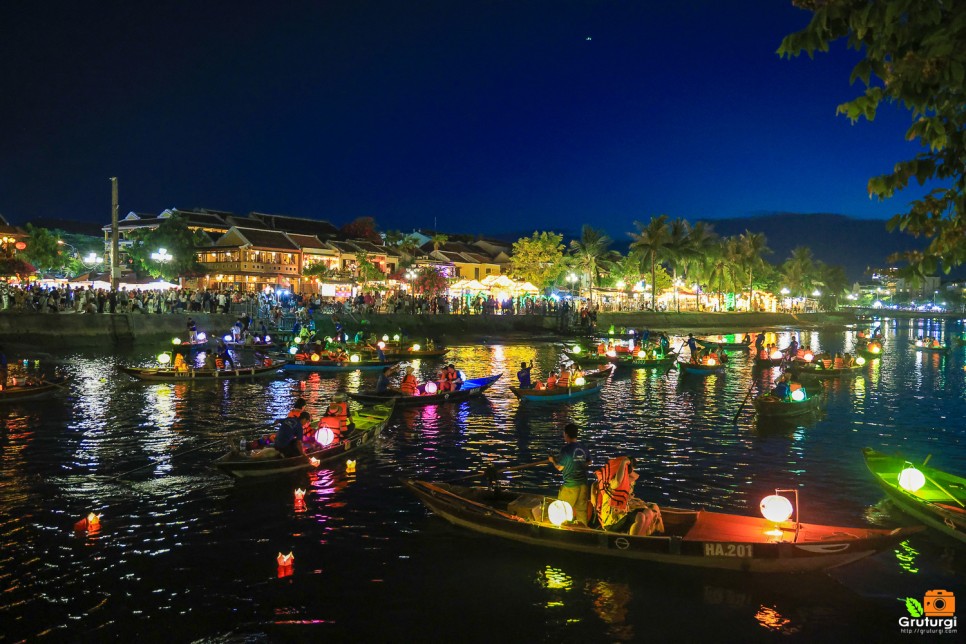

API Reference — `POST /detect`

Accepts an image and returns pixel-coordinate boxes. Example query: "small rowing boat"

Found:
[403,480,919,573]
[679,360,726,376]
[697,338,752,352]
[349,374,502,407]
[753,356,786,368]
[564,351,677,370]
[120,362,285,381]
[214,402,394,478]
[0,377,70,402]
[791,362,864,379]
[753,391,822,420]
[283,359,399,373]
[863,448,966,543]
[910,340,948,353]
[510,365,612,402]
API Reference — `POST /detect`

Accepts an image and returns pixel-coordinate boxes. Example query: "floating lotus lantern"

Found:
[294,489,306,512]
[346,459,357,473]
[74,512,101,533]
[277,552,295,577]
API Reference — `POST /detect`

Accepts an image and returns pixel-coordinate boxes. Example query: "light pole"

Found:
[151,248,173,281]
[83,252,104,269]
[780,287,790,312]
[567,273,578,298]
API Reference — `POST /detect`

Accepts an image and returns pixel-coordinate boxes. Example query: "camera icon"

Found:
[924,590,955,617]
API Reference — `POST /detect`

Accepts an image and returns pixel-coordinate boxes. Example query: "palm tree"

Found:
[431,234,449,253]
[399,234,422,261]
[665,218,691,312]
[737,231,771,311]
[705,237,742,310]
[629,215,670,310]
[782,246,816,298]
[679,220,717,296]
[815,261,849,311]
[569,225,613,303]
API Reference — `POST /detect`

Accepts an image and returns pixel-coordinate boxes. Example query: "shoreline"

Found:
[0,309,930,350]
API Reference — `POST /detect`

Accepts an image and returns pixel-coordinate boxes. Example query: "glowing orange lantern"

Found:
[311,353,321,362]
[309,457,320,467]
[294,488,305,501]
[706,358,717,366]
[315,427,335,446]
[346,459,357,473]
[803,352,814,362]
[770,350,782,360]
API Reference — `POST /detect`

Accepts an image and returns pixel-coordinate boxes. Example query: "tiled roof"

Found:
[249,212,340,238]
[233,227,300,250]
[287,234,329,250]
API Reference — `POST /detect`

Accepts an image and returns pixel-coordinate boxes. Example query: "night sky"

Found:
[0,1,929,237]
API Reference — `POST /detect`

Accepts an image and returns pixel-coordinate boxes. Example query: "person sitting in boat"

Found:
[436,368,452,393]
[833,353,845,369]
[203,352,216,370]
[597,341,607,355]
[556,366,571,388]
[659,333,670,355]
[772,372,791,399]
[843,352,855,367]
[446,364,463,390]
[546,370,559,388]
[931,338,942,348]
[173,353,188,372]
[317,397,352,441]
[517,360,534,389]
[591,456,664,535]
[755,331,765,353]
[742,333,752,345]
[274,412,311,458]
[400,366,419,396]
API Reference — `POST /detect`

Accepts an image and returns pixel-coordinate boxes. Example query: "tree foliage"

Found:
[354,250,385,286]
[125,215,208,281]
[412,265,449,297]
[22,224,69,275]
[569,225,617,301]
[779,0,966,276]
[340,216,381,243]
[509,231,565,290]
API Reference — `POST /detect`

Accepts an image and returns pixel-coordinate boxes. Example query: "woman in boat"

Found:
[436,368,452,393]
[446,364,463,390]
[400,366,419,396]
[556,366,571,388]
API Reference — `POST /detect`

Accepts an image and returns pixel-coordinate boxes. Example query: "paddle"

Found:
[664,342,686,376]
[916,457,965,509]
[447,459,547,483]
[732,380,756,424]
[109,438,225,481]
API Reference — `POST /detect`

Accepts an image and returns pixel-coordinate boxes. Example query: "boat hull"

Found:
[565,351,676,370]
[792,364,864,379]
[679,362,725,376]
[510,382,603,402]
[0,379,69,402]
[863,448,966,543]
[403,480,917,573]
[753,393,821,419]
[120,363,285,381]
[283,359,399,372]
[214,403,394,478]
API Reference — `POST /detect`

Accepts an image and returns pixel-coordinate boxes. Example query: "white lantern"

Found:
[898,467,926,493]
[548,500,574,526]
[315,427,335,446]
[790,389,805,402]
[349,354,361,363]
[424,381,438,394]
[760,494,793,523]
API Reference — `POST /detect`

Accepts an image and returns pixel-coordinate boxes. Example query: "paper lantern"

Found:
[790,389,806,402]
[572,345,582,354]
[315,427,335,446]
[74,512,101,532]
[265,335,272,343]
[898,467,926,492]
[803,352,814,362]
[770,350,783,360]
[382,334,389,342]
[574,376,586,386]
[172,337,182,345]
[916,340,923,347]
[294,488,305,501]
[277,552,294,567]
[223,334,232,342]
[856,356,866,366]
[349,354,360,363]
[346,459,357,473]
[197,332,207,341]
[157,353,171,365]
[637,350,646,358]
[424,381,438,394]
[289,346,298,355]
[393,334,401,341]
[294,336,303,345]
[706,358,717,366]
[412,344,421,352]
[309,457,320,467]
[377,341,386,349]
[310,353,320,362]
[760,495,793,523]
[606,350,617,357]
[548,500,574,526]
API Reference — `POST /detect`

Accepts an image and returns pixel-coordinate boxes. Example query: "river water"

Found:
[1,318,964,641]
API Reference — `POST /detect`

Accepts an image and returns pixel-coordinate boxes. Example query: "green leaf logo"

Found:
[904,597,924,617]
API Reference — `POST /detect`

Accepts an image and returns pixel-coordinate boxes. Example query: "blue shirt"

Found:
[275,417,302,449]
[517,366,532,388]
[556,441,590,487]
[376,373,391,392]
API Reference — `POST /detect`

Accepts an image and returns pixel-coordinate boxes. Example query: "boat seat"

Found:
[507,495,547,522]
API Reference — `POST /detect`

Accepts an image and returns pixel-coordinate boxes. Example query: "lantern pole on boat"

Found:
[760,488,800,542]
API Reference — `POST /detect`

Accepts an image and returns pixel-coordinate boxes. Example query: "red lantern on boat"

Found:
[309,457,320,467]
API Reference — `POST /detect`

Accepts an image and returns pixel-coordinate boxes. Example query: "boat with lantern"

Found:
[910,340,948,353]
[402,479,919,573]
[564,349,677,370]
[171,334,209,351]
[752,389,822,420]
[119,361,285,381]
[348,374,502,407]
[214,402,395,478]
[791,360,866,379]
[678,359,726,376]
[753,354,787,368]
[0,377,70,402]
[696,337,752,352]
[862,448,966,543]
[375,347,449,360]
[510,365,613,402]
[283,356,399,372]
[855,343,883,360]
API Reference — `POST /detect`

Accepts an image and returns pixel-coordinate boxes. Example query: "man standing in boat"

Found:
[548,423,591,526]
[517,360,534,389]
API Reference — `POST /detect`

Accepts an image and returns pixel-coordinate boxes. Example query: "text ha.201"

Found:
[704,543,753,557]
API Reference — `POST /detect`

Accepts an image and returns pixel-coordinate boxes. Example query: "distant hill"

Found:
[695,213,927,282]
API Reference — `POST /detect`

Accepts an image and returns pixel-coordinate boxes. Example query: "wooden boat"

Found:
[0,377,70,402]
[377,348,449,360]
[564,350,677,370]
[791,362,864,379]
[283,358,399,373]
[119,361,285,381]
[910,340,948,353]
[173,337,209,351]
[753,391,822,419]
[349,374,502,407]
[697,338,752,352]
[403,480,919,573]
[863,448,966,543]
[679,360,726,376]
[855,344,883,360]
[510,370,608,402]
[221,339,277,351]
[214,402,395,478]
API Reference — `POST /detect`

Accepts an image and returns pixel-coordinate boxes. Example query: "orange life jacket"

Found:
[833,357,845,369]
[318,414,348,435]
[597,343,607,355]
[215,357,225,369]
[594,456,635,519]
[557,371,571,388]
[400,374,418,395]
[546,374,558,388]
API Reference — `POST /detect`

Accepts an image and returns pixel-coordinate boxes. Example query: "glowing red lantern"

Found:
[15,241,26,251]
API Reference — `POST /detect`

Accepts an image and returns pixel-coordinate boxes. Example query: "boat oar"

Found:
[664,342,685,376]
[109,438,225,481]
[920,468,965,509]
[732,381,756,424]
[447,459,547,483]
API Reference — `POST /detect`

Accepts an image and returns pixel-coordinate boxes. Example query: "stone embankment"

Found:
[0,310,866,350]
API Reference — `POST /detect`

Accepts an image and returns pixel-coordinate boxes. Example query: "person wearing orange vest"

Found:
[593,455,639,530]
[556,367,571,388]
[317,395,352,441]
[436,368,451,392]
[546,371,559,388]
[446,364,462,390]
[597,342,607,355]
[400,367,419,396]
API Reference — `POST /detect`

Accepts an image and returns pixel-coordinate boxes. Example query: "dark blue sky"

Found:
[0,1,927,236]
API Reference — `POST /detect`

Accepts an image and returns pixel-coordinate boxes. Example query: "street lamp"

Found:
[812,289,821,297]
[151,248,173,263]
[83,252,104,268]
[567,273,578,297]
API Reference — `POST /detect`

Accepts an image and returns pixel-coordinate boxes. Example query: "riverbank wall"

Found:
[0,310,868,350]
